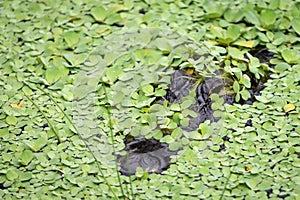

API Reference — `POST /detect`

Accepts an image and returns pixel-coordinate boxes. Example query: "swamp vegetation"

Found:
[0,0,300,199]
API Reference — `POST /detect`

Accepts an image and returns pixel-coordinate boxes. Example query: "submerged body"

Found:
[118,137,177,175]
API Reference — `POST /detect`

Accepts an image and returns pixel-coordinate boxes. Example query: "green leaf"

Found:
[91,6,107,22]
[210,93,220,102]
[226,25,241,41]
[154,38,171,53]
[269,0,280,9]
[180,118,190,127]
[141,84,154,96]
[64,31,80,49]
[241,74,251,88]
[235,92,240,102]
[124,0,134,9]
[0,128,9,139]
[225,105,237,112]
[135,167,146,178]
[105,66,123,83]
[104,52,117,66]
[155,89,166,97]
[244,8,260,25]
[64,53,89,67]
[228,47,244,60]
[245,176,261,189]
[167,121,178,129]
[211,98,224,110]
[257,178,272,190]
[134,49,144,61]
[291,18,300,35]
[105,14,122,25]
[21,150,34,165]
[255,95,269,103]
[27,135,48,152]
[73,84,93,100]
[181,99,194,109]
[233,40,255,48]
[183,130,202,140]
[203,0,224,18]
[144,49,163,65]
[168,142,181,151]
[240,88,251,100]
[233,80,240,93]
[257,32,269,43]
[260,9,276,27]
[171,128,182,139]
[199,122,209,135]
[136,96,156,108]
[283,103,295,113]
[6,116,18,125]
[61,85,74,101]
[224,8,244,22]
[45,66,61,84]
[108,4,126,13]
[274,63,290,72]
[36,56,49,66]
[161,135,175,144]
[231,67,242,80]
[210,25,224,38]
[19,172,32,181]
[266,31,274,40]
[248,55,260,74]
[110,90,125,105]
[6,169,18,181]
[281,49,298,64]
[170,103,181,111]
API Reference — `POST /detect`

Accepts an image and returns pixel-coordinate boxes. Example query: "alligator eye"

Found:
[209,83,224,95]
